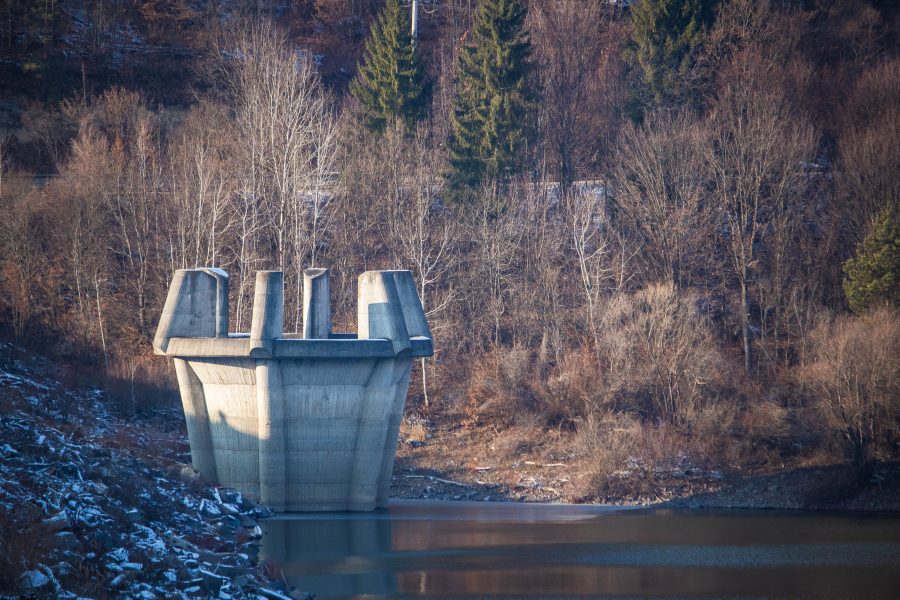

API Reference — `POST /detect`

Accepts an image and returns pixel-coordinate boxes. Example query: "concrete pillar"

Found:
[173,358,217,482]
[350,358,396,510]
[357,271,410,355]
[256,359,286,511]
[153,269,221,354]
[303,268,331,339]
[250,271,284,357]
[202,267,230,338]
[386,270,432,339]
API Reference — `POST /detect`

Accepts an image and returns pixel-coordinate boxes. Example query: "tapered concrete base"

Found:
[154,268,432,511]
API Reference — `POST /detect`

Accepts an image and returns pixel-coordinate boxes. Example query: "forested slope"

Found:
[0,0,898,502]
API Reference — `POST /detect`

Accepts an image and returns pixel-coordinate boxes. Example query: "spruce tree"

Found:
[629,0,718,104]
[350,0,430,132]
[843,206,900,314]
[447,0,535,202]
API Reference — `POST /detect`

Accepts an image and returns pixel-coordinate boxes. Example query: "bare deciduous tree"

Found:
[225,20,339,331]
[803,307,900,472]
[614,111,709,289]
[531,0,607,190]
[705,53,816,374]
[566,185,622,356]
[383,127,457,406]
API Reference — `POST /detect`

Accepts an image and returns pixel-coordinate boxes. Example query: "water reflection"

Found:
[261,513,396,596]
[259,501,900,600]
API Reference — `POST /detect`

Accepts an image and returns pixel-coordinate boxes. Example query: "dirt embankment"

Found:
[391,417,900,512]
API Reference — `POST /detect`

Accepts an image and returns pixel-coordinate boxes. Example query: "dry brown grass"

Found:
[575,411,645,476]
[399,415,430,444]
[0,503,57,594]
[538,347,606,425]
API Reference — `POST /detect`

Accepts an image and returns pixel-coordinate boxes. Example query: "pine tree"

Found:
[350,0,430,132]
[629,0,718,104]
[844,205,900,314]
[446,0,535,202]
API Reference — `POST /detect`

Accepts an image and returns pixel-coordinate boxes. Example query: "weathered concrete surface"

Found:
[154,268,432,512]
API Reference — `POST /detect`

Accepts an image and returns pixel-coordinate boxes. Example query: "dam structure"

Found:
[153,267,433,512]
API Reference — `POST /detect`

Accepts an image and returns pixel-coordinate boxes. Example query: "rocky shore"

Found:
[0,342,304,599]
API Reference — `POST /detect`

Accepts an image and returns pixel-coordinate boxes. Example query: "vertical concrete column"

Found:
[256,359,286,512]
[350,358,396,511]
[201,267,230,338]
[357,271,411,355]
[173,358,217,482]
[302,268,331,339]
[249,270,286,510]
[250,271,284,357]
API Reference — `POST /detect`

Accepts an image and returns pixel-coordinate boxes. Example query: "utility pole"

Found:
[411,0,419,47]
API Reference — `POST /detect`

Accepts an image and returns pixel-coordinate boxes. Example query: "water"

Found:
[259,500,900,599]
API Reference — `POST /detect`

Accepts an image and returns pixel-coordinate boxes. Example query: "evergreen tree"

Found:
[350,0,430,132]
[844,205,900,314]
[447,0,535,202]
[629,0,718,104]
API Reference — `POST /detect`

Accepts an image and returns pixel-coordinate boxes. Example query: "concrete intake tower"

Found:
[153,268,433,511]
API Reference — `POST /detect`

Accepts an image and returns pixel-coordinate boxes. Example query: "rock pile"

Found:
[0,342,306,599]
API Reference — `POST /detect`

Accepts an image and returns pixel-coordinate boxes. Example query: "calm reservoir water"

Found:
[259,500,900,600]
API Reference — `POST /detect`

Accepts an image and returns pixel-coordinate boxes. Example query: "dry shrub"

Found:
[0,503,56,593]
[465,344,535,427]
[598,282,730,428]
[467,345,605,430]
[538,347,604,427]
[681,401,742,464]
[399,415,430,444]
[576,412,692,499]
[103,355,178,417]
[800,306,900,470]
[742,401,791,446]
[575,411,644,476]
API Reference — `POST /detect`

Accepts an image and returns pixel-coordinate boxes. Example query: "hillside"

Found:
[0,3,898,592]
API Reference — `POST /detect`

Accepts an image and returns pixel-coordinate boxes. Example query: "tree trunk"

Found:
[740,277,753,374]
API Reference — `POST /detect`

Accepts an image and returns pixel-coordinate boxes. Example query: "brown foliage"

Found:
[598,283,730,427]
[800,307,900,469]
[465,344,535,428]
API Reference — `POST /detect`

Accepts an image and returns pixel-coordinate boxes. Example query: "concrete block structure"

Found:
[153,268,433,511]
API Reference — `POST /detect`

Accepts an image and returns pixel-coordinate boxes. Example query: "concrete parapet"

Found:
[154,267,432,511]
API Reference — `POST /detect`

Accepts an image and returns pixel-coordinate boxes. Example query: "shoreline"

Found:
[391,432,900,513]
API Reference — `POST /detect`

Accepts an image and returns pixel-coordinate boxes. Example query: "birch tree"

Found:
[228,21,338,331]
